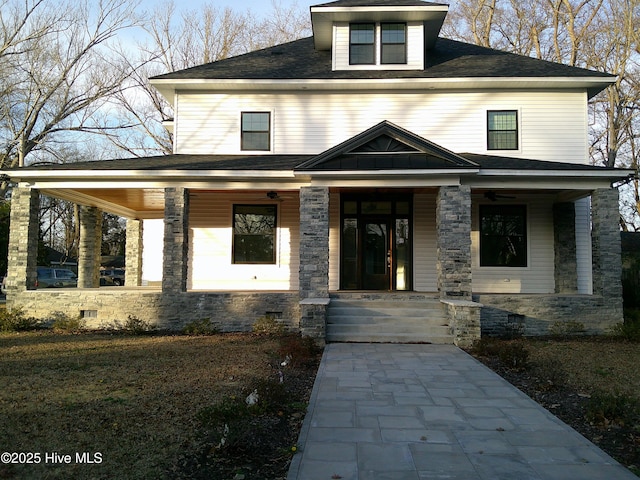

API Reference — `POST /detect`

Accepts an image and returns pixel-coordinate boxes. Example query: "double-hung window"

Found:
[350,23,375,65]
[487,110,518,150]
[241,112,270,151]
[381,23,406,64]
[233,205,277,264]
[349,23,407,65]
[479,205,527,267]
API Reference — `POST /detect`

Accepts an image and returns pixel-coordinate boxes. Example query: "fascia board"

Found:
[10,169,297,181]
[477,168,634,178]
[151,76,615,93]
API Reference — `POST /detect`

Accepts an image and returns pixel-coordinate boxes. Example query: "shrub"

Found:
[252,315,285,335]
[548,321,585,338]
[497,341,530,370]
[277,334,320,367]
[0,307,40,332]
[530,358,567,390]
[469,337,502,357]
[123,315,156,334]
[611,312,640,342]
[182,318,219,336]
[49,311,84,333]
[586,391,640,427]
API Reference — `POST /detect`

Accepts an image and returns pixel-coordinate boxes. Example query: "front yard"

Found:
[0,331,320,479]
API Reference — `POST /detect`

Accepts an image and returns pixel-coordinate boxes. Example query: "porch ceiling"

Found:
[42,187,166,219]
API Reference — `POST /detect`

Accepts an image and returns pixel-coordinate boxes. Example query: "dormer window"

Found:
[381,23,406,64]
[349,23,407,66]
[349,23,375,65]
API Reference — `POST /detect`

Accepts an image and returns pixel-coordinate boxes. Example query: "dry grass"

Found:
[0,332,288,480]
[525,337,640,396]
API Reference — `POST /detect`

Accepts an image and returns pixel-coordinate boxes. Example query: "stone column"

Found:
[299,186,330,299]
[125,218,143,287]
[162,187,189,293]
[553,202,578,293]
[591,188,623,300]
[78,206,102,288]
[6,188,39,293]
[436,185,472,300]
[299,187,330,342]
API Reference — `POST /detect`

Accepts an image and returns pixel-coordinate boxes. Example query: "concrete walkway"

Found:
[287,343,637,480]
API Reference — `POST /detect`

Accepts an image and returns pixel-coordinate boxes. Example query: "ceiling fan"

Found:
[484,190,516,201]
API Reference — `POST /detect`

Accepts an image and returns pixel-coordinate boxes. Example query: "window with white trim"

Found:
[241,112,270,151]
[349,23,408,66]
[487,110,518,150]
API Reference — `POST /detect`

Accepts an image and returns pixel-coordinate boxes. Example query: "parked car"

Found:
[100,269,125,286]
[36,267,77,288]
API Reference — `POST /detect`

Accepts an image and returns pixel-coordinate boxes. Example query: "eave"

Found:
[150,76,615,104]
[310,4,448,50]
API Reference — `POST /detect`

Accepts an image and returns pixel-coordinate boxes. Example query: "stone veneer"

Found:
[436,186,472,300]
[125,219,143,287]
[77,206,102,288]
[162,187,189,293]
[298,186,330,342]
[9,290,301,332]
[5,188,39,292]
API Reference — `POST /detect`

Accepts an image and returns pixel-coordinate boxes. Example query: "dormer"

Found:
[311,0,448,71]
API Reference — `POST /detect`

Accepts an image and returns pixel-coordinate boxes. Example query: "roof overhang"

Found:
[150,77,615,104]
[310,4,449,50]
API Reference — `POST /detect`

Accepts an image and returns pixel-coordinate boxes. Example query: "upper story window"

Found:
[487,110,518,150]
[241,112,270,151]
[381,23,406,64]
[350,23,375,65]
[349,23,408,66]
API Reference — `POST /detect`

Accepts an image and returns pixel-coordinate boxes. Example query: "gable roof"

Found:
[296,121,479,171]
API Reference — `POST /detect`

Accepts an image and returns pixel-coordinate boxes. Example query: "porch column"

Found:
[436,185,472,300]
[553,202,578,293]
[6,187,39,293]
[78,205,102,288]
[591,188,623,301]
[299,186,330,341]
[162,187,189,293]
[125,218,143,287]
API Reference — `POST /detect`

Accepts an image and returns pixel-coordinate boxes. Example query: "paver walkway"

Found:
[287,343,637,480]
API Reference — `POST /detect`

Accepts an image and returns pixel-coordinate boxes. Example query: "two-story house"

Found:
[2,0,633,345]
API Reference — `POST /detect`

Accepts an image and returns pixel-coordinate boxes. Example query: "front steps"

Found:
[326,294,453,344]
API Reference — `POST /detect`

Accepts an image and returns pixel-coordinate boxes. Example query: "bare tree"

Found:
[0,0,141,195]
[445,0,640,227]
[106,0,311,157]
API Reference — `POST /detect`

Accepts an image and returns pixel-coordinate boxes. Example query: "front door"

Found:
[341,196,412,291]
[363,220,390,290]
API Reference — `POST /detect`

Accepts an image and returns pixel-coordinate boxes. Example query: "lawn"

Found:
[469,336,640,475]
[0,332,320,480]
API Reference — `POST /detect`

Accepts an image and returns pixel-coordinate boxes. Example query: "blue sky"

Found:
[137,0,320,18]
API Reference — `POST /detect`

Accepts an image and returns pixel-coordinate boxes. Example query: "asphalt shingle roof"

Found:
[16,153,621,174]
[151,36,613,82]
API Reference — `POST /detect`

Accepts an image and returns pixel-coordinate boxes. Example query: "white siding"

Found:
[175,91,588,164]
[471,195,556,294]
[413,193,437,291]
[332,22,424,71]
[142,219,164,284]
[188,191,299,290]
[575,197,593,294]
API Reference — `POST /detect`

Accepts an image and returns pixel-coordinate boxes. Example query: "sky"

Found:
[138,0,321,18]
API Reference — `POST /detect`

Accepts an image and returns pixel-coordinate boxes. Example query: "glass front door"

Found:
[341,196,412,291]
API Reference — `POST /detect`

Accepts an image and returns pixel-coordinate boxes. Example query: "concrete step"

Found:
[326,296,453,344]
